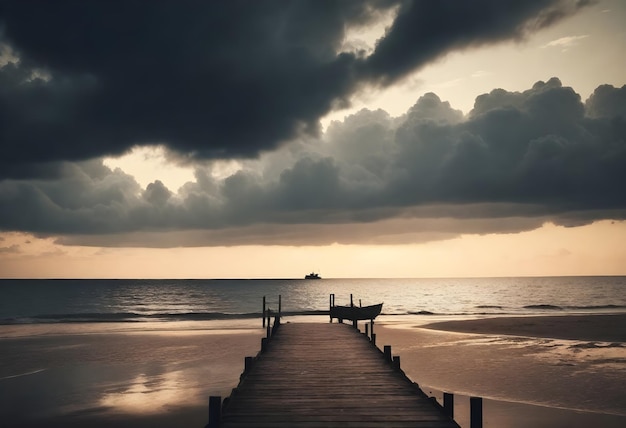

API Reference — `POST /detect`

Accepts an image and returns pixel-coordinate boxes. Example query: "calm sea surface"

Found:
[1,276,625,324]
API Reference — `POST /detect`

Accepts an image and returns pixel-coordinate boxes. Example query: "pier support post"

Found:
[443,392,454,419]
[266,309,271,338]
[207,396,221,428]
[261,337,268,352]
[470,396,483,428]
[365,323,369,337]
[244,356,253,374]
[353,319,358,329]
[371,333,376,346]
[262,296,266,328]
[384,345,392,362]
[392,355,401,370]
[278,295,282,319]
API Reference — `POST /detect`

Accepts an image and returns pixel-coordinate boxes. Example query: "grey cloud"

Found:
[0,0,589,177]
[1,79,625,247]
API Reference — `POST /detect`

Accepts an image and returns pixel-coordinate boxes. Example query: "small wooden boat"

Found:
[305,272,321,279]
[330,303,383,321]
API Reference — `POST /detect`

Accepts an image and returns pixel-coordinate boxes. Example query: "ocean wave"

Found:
[523,304,564,310]
[566,304,626,310]
[0,310,330,325]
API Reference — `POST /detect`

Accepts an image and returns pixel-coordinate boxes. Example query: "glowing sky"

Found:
[1,0,625,278]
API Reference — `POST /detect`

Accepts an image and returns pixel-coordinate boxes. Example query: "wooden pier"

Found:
[212,322,460,427]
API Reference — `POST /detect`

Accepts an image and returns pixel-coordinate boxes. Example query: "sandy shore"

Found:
[2,315,625,427]
[421,313,626,342]
[374,314,626,428]
[0,325,264,428]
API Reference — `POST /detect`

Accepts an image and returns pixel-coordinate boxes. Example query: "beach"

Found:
[0,324,264,428]
[1,314,625,427]
[375,313,626,428]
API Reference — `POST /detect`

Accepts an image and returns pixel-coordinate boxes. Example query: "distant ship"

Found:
[304,272,321,280]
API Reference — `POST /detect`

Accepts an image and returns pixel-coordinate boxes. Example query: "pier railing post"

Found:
[365,323,369,337]
[392,355,401,370]
[244,356,253,374]
[443,392,454,419]
[206,396,221,428]
[262,296,266,328]
[384,345,392,362]
[278,294,282,319]
[470,396,483,428]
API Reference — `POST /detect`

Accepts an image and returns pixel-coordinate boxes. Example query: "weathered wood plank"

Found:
[219,323,460,428]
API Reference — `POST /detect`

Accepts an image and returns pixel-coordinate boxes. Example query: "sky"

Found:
[0,0,625,278]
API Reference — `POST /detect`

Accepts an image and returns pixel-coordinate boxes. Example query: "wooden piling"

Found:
[470,396,483,428]
[443,392,454,419]
[384,345,392,362]
[262,296,266,328]
[207,396,221,428]
[244,356,253,374]
[392,355,401,370]
[278,295,282,317]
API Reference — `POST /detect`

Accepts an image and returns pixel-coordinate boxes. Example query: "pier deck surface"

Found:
[220,322,460,428]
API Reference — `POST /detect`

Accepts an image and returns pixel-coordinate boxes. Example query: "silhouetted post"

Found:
[261,337,268,352]
[278,295,282,319]
[262,296,266,328]
[266,309,271,338]
[365,323,369,337]
[353,319,357,329]
[359,299,362,307]
[370,319,374,338]
[350,294,354,307]
[384,345,392,362]
[443,393,454,419]
[470,396,483,428]
[272,315,280,335]
[392,355,401,370]
[207,396,221,428]
[371,333,376,346]
[244,356,253,374]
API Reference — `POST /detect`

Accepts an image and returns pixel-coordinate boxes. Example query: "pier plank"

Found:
[219,322,460,428]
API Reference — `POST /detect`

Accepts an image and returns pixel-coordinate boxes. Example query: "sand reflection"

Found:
[100,370,198,414]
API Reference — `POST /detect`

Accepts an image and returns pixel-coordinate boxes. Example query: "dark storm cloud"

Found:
[1,79,624,246]
[0,0,589,177]
[362,0,591,85]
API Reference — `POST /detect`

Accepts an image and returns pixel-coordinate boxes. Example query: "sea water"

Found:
[1,276,625,325]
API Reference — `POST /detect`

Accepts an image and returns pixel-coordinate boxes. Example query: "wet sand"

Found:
[0,326,264,427]
[421,313,626,342]
[375,314,626,428]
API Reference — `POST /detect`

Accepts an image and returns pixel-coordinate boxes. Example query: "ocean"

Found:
[1,277,626,427]
[2,276,625,325]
